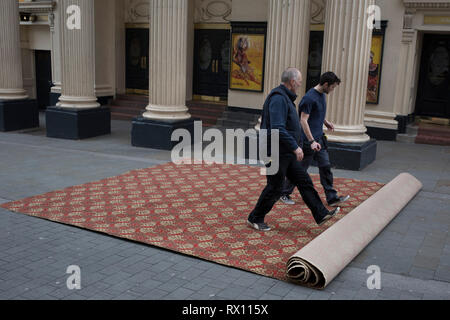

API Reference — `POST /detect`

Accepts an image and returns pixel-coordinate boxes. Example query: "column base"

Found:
[131,117,195,150]
[46,107,111,140]
[366,127,397,141]
[328,139,377,171]
[0,99,39,132]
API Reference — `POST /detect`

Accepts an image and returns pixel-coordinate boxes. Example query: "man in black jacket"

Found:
[247,68,340,232]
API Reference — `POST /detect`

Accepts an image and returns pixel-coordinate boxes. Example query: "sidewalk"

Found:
[0,114,449,300]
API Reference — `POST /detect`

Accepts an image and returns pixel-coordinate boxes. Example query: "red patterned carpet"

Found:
[1,162,383,281]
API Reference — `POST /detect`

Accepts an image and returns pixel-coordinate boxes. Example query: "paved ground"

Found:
[0,113,449,300]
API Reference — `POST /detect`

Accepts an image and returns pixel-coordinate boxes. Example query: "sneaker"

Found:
[280,195,295,205]
[317,207,340,226]
[328,195,350,207]
[247,220,271,231]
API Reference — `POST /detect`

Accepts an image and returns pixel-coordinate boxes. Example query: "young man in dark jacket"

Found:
[247,68,340,232]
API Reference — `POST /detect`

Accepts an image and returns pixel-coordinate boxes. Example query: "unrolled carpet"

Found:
[1,162,384,282]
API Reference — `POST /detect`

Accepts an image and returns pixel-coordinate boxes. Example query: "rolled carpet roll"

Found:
[286,173,422,289]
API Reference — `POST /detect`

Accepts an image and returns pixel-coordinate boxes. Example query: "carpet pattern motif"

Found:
[1,162,383,281]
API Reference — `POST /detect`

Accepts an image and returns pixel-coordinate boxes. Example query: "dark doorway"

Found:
[126,28,149,95]
[415,34,450,119]
[306,31,324,92]
[193,28,230,100]
[35,50,52,110]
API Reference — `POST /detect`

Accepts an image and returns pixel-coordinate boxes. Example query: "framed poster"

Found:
[230,22,267,92]
[367,21,388,104]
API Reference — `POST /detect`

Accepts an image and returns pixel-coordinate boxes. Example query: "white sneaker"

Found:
[280,195,295,205]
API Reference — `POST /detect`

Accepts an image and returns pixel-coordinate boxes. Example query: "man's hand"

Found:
[311,141,322,152]
[294,147,304,162]
[324,120,335,131]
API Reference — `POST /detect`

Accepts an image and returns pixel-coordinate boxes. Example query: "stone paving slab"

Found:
[0,119,449,300]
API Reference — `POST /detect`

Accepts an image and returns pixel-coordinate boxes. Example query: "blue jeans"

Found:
[282,135,338,204]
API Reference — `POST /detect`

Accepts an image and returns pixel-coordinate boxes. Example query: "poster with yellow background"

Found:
[367,35,383,103]
[230,34,265,92]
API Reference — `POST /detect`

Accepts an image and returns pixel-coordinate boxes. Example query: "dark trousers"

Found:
[248,153,329,224]
[282,136,338,203]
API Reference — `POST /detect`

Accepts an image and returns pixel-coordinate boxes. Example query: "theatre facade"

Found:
[1,0,450,170]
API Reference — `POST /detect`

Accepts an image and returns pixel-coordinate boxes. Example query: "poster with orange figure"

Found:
[230,22,267,92]
[367,21,387,104]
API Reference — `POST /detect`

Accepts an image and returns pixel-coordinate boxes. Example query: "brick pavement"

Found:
[0,117,449,300]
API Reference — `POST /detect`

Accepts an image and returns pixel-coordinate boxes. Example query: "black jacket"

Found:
[261,85,302,155]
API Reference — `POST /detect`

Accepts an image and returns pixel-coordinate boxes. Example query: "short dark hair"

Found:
[320,72,341,86]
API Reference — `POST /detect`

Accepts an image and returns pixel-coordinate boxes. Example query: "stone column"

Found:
[57,0,99,109]
[50,0,62,105]
[393,25,418,133]
[0,0,28,100]
[0,0,38,132]
[46,0,110,140]
[264,0,311,100]
[143,0,190,121]
[321,0,374,143]
[132,0,194,150]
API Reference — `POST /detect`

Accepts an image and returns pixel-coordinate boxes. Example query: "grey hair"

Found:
[281,68,300,83]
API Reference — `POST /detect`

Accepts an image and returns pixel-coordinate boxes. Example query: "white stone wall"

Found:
[364,0,405,130]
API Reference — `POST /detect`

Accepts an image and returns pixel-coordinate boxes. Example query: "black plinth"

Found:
[328,139,377,171]
[395,114,415,134]
[131,117,195,150]
[367,126,397,141]
[46,107,111,140]
[0,99,39,132]
[49,92,60,107]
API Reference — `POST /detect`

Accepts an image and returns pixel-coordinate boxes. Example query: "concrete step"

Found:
[418,123,450,138]
[115,94,148,102]
[216,119,257,130]
[110,100,147,108]
[111,112,136,121]
[406,124,419,136]
[110,106,145,115]
[396,134,416,144]
[188,108,224,117]
[221,111,260,121]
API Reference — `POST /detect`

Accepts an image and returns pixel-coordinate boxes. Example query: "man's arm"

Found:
[269,96,299,151]
[324,119,335,131]
[300,113,321,152]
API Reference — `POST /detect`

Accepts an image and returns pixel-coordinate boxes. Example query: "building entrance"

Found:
[35,50,52,110]
[416,34,450,120]
[193,26,230,101]
[126,28,149,95]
